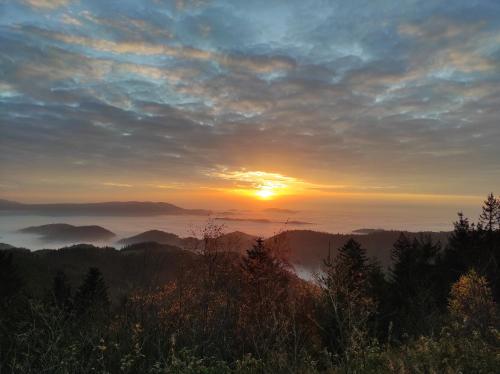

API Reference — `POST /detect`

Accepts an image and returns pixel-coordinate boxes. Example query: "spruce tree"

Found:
[73,267,109,317]
[337,238,368,279]
[479,193,499,232]
[444,213,476,272]
[240,238,290,355]
[478,194,500,299]
[52,270,72,312]
[318,239,375,358]
[388,235,442,337]
[0,252,23,303]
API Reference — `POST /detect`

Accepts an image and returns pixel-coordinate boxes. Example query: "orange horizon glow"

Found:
[0,168,486,207]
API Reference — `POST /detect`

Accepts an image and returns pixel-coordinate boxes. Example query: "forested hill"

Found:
[2,243,199,301]
[2,228,450,299]
[117,228,450,271]
[270,229,451,270]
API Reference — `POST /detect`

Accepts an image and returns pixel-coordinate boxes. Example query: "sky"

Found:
[1,0,500,208]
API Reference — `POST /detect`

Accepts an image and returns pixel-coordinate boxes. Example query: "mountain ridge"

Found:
[0,199,212,216]
[18,223,116,243]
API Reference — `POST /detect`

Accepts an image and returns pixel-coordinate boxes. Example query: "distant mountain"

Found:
[0,199,211,216]
[113,228,452,272]
[19,224,116,243]
[0,243,15,250]
[262,208,299,214]
[214,217,313,225]
[352,228,386,234]
[214,231,258,253]
[118,230,183,246]
[118,230,257,254]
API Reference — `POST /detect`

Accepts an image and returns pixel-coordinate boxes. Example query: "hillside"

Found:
[118,230,183,246]
[118,229,257,253]
[116,228,450,271]
[269,229,451,270]
[4,242,198,301]
[18,224,116,243]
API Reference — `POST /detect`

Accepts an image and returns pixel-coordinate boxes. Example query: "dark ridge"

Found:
[0,199,212,217]
[18,223,116,243]
[118,230,182,246]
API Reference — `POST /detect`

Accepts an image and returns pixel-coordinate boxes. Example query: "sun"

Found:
[212,169,304,201]
[254,186,275,200]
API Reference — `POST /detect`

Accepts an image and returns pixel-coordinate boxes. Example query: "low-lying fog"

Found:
[0,201,476,250]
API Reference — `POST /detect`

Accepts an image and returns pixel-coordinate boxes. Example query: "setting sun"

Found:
[254,186,276,199]
[208,169,301,200]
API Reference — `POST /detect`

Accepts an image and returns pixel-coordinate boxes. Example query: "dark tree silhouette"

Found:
[388,235,442,337]
[52,270,72,312]
[0,252,23,303]
[337,238,369,279]
[318,239,376,360]
[240,238,290,356]
[477,194,500,300]
[479,193,499,232]
[444,213,477,274]
[73,267,109,317]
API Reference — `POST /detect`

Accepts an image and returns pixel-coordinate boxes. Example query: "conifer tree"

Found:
[318,239,375,359]
[337,238,368,279]
[388,235,442,337]
[479,193,499,232]
[73,267,109,317]
[444,212,477,273]
[0,252,23,304]
[477,194,500,299]
[390,233,414,285]
[240,238,290,356]
[52,270,72,312]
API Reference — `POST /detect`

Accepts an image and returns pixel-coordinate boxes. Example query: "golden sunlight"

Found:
[254,185,276,200]
[208,169,299,200]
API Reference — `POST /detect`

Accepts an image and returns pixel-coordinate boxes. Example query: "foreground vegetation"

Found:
[1,195,500,373]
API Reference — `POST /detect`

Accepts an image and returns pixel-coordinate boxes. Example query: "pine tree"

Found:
[337,238,369,279]
[0,252,23,303]
[390,233,414,284]
[388,235,442,337]
[445,213,476,270]
[318,239,375,358]
[479,193,499,232]
[73,267,109,317]
[241,238,288,290]
[52,270,72,312]
[240,238,290,355]
[477,194,500,299]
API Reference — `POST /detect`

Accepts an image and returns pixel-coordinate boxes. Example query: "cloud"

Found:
[102,182,133,188]
[1,0,500,201]
[36,30,295,74]
[60,14,82,26]
[23,0,70,10]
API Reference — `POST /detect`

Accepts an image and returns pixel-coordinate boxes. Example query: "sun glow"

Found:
[208,169,301,200]
[254,185,277,200]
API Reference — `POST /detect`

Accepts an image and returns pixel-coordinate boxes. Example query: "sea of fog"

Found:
[0,201,479,250]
